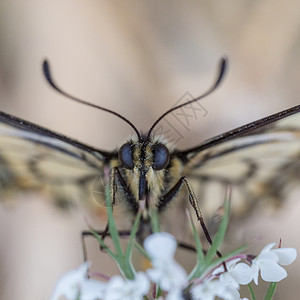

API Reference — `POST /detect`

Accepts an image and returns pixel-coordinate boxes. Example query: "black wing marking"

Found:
[0,111,118,206]
[178,103,300,160]
[175,109,300,218]
[0,110,114,159]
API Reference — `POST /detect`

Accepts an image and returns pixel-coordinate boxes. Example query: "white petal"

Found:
[261,243,276,254]
[105,276,125,300]
[105,274,149,300]
[147,259,187,291]
[213,264,225,275]
[251,263,259,285]
[144,232,177,260]
[146,268,161,282]
[222,285,241,300]
[166,288,184,300]
[258,251,279,263]
[272,248,297,265]
[260,260,287,282]
[191,280,225,300]
[49,262,90,300]
[220,272,239,289]
[107,275,124,289]
[80,279,106,300]
[213,259,241,275]
[192,285,214,300]
[134,272,150,294]
[231,263,253,285]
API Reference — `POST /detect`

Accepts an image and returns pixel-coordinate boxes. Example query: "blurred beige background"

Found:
[0,1,299,299]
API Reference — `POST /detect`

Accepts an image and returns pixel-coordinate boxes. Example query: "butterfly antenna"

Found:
[42,60,141,141]
[147,57,228,139]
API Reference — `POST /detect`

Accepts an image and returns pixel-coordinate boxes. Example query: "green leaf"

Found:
[191,244,247,280]
[155,286,163,298]
[90,228,116,259]
[101,179,135,279]
[124,209,142,279]
[150,209,160,233]
[205,189,230,265]
[187,209,205,279]
[105,184,123,257]
[264,282,278,300]
[190,210,205,264]
[76,291,81,300]
[134,241,150,259]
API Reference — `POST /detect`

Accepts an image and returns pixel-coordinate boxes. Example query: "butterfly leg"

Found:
[81,230,131,262]
[81,230,196,264]
[111,167,138,211]
[177,241,196,252]
[100,167,138,242]
[158,176,222,258]
[97,167,119,242]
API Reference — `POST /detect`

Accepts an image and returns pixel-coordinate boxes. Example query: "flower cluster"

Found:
[191,240,297,300]
[50,233,296,300]
[50,262,149,300]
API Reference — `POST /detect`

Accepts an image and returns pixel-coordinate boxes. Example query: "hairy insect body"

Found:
[115,135,184,232]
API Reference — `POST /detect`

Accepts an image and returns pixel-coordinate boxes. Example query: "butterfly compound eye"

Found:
[119,142,134,169]
[153,144,170,170]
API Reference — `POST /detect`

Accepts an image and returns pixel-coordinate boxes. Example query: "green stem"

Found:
[264,282,277,300]
[248,283,257,300]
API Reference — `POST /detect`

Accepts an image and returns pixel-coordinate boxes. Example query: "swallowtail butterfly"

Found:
[0,58,299,240]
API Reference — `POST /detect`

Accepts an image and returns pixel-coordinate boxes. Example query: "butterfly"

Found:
[0,58,299,242]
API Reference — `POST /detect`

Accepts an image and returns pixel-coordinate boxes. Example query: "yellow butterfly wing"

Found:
[0,111,116,209]
[181,113,300,217]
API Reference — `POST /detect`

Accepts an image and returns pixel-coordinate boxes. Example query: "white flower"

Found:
[144,232,177,261]
[221,284,243,300]
[144,232,187,294]
[166,288,185,300]
[191,278,247,300]
[80,279,107,300]
[210,259,252,300]
[49,262,106,300]
[191,279,225,300]
[147,259,187,291]
[104,272,150,300]
[251,243,297,284]
[213,259,253,288]
[50,264,149,300]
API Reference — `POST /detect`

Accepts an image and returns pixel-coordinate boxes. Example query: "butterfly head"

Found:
[118,136,170,200]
